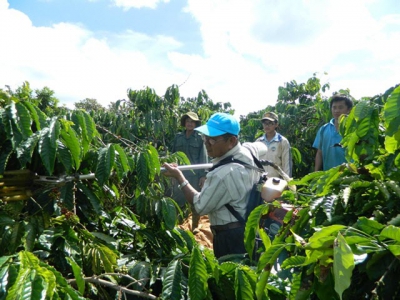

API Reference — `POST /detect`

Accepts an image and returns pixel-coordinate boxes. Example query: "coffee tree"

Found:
[1,79,400,299]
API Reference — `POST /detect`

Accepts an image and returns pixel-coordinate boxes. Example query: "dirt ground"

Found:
[179,214,213,249]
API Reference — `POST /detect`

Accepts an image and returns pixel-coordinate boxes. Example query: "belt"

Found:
[210,221,243,233]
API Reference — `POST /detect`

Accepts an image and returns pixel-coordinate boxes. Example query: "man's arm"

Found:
[162,163,199,205]
[314,149,323,171]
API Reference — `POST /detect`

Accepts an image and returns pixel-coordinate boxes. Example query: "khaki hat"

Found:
[261,112,278,122]
[180,112,201,127]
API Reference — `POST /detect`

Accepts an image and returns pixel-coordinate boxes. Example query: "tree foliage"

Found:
[1,79,400,299]
[74,98,105,113]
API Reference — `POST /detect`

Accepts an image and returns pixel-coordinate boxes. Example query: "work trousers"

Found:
[211,222,246,258]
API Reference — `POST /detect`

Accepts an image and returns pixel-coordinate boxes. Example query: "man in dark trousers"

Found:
[170,112,208,229]
[163,112,266,258]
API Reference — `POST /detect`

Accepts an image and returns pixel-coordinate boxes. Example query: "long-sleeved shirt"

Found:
[192,143,261,226]
[256,133,292,178]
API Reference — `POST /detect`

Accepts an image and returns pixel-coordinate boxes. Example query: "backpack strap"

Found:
[208,154,264,173]
[225,203,246,224]
[207,154,264,224]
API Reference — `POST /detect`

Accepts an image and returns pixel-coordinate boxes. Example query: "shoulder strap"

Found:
[208,155,264,173]
[207,153,263,224]
[225,204,246,224]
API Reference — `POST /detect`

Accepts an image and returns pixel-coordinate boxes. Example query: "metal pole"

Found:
[160,163,213,172]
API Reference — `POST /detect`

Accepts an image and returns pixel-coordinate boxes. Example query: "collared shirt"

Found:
[313,118,345,170]
[256,132,292,177]
[192,143,259,226]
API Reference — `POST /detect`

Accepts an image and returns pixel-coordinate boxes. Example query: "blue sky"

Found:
[1,0,399,116]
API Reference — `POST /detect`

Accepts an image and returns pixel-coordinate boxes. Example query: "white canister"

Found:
[261,177,287,202]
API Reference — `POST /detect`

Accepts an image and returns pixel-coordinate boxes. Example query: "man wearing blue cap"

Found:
[163,112,262,258]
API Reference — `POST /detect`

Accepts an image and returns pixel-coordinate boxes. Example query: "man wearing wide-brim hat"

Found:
[180,112,201,128]
[170,112,208,227]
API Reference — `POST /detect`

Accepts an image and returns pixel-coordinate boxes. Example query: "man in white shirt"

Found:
[256,112,292,178]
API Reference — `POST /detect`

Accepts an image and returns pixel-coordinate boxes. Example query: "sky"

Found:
[1,0,399,116]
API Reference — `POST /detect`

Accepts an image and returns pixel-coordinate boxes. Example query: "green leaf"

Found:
[31,275,48,300]
[97,244,117,273]
[188,247,208,300]
[77,182,102,215]
[16,132,40,167]
[9,222,25,254]
[162,259,184,300]
[22,101,47,130]
[290,271,311,300]
[146,144,161,178]
[5,251,58,300]
[291,146,302,165]
[307,225,346,249]
[380,225,400,242]
[333,233,354,300]
[257,243,286,273]
[82,110,97,143]
[384,85,400,136]
[48,117,60,145]
[6,267,33,300]
[0,140,13,173]
[244,204,270,258]
[38,127,57,175]
[387,245,400,257]
[235,268,254,300]
[0,212,16,227]
[60,124,81,170]
[307,236,336,250]
[113,144,130,174]
[353,102,372,138]
[385,133,400,154]
[255,271,269,300]
[71,110,89,156]
[128,261,151,291]
[5,103,24,149]
[40,262,85,299]
[23,221,37,252]
[66,257,85,295]
[56,140,73,173]
[95,144,115,186]
[355,217,385,235]
[281,255,307,268]
[15,102,33,139]
[175,227,194,252]
[59,181,74,210]
[161,198,177,230]
[136,152,150,190]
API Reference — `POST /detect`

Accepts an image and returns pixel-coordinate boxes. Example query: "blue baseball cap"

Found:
[195,113,240,137]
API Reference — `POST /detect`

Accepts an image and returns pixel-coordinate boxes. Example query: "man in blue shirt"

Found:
[313,94,353,171]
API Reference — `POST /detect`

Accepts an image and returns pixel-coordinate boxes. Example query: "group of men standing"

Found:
[164,94,353,258]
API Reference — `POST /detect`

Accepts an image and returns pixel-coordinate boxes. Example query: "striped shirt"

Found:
[192,143,259,226]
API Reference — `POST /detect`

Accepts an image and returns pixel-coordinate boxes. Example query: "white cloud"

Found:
[182,0,400,112]
[112,0,170,10]
[1,0,399,116]
[0,2,184,108]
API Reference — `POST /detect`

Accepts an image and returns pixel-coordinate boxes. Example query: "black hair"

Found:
[330,94,353,110]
